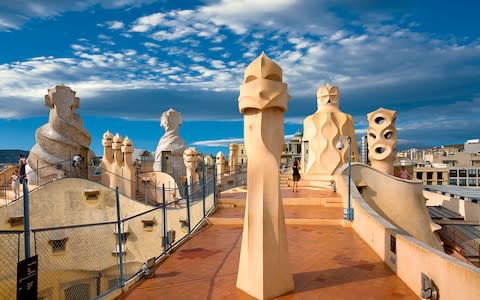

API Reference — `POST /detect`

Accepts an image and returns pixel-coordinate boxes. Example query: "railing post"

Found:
[213,164,217,205]
[115,187,125,286]
[162,184,168,252]
[144,181,147,204]
[202,164,206,217]
[3,172,6,205]
[22,180,30,259]
[185,179,191,234]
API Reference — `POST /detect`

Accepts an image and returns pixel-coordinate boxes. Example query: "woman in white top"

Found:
[11,171,19,199]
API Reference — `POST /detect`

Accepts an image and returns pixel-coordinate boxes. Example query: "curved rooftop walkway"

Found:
[120,188,418,299]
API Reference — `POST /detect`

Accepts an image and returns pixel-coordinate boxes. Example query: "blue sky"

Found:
[1,0,479,156]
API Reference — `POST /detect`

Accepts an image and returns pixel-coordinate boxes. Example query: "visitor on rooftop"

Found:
[18,154,27,184]
[11,171,19,199]
[292,160,301,192]
[399,165,410,179]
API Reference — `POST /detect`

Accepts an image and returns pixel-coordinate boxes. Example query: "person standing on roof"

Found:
[18,154,27,184]
[292,160,301,192]
[11,171,19,199]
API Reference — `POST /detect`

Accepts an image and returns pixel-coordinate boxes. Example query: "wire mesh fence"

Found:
[32,223,119,300]
[0,163,220,300]
[0,231,23,299]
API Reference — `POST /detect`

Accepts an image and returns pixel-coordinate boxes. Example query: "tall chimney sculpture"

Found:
[367,108,397,175]
[236,52,294,299]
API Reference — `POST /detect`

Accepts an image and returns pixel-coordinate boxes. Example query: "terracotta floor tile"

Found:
[121,224,418,300]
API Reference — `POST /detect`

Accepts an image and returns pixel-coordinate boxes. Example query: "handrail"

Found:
[1,158,218,207]
[1,158,74,207]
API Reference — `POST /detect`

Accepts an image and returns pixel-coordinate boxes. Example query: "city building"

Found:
[230,131,303,169]
[280,131,302,167]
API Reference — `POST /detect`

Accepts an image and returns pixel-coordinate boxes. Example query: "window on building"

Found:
[8,216,23,227]
[449,179,458,185]
[459,170,467,177]
[416,172,423,180]
[141,218,155,231]
[241,150,243,155]
[437,172,443,180]
[459,179,467,186]
[426,181,432,185]
[47,230,68,253]
[64,283,90,300]
[468,179,476,186]
[449,169,458,177]
[468,169,476,177]
[436,181,443,185]
[49,238,67,253]
[114,223,129,243]
[427,172,433,180]
[108,278,120,289]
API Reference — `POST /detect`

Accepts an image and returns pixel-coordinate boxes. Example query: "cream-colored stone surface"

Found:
[0,177,211,299]
[236,52,294,299]
[216,151,225,185]
[138,171,180,203]
[335,164,480,300]
[425,190,480,222]
[336,163,443,250]
[101,132,135,198]
[204,155,214,167]
[27,85,92,183]
[216,151,225,176]
[302,84,359,179]
[367,108,397,175]
[183,147,199,187]
[228,143,239,174]
[153,109,186,177]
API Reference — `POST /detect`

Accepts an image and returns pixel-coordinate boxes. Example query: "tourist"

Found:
[399,166,410,179]
[292,160,301,192]
[18,154,27,184]
[11,171,19,199]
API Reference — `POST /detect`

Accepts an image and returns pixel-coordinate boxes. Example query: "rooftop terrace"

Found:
[121,188,418,299]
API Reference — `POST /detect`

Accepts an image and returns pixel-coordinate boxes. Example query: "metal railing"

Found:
[217,167,248,192]
[0,230,24,298]
[1,158,77,207]
[0,166,216,300]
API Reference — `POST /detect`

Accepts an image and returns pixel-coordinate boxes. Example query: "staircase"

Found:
[210,188,345,226]
[280,173,290,187]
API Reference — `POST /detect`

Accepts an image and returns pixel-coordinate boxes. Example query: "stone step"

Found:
[208,217,344,226]
[219,197,343,207]
[324,198,344,207]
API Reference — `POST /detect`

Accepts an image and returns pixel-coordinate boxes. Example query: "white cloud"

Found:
[192,133,297,147]
[0,1,152,31]
[106,20,124,30]
[130,12,165,32]
[143,42,160,48]
[199,0,296,34]
[192,137,244,147]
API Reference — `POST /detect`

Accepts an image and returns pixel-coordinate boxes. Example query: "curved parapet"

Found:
[336,163,443,251]
[138,171,181,204]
